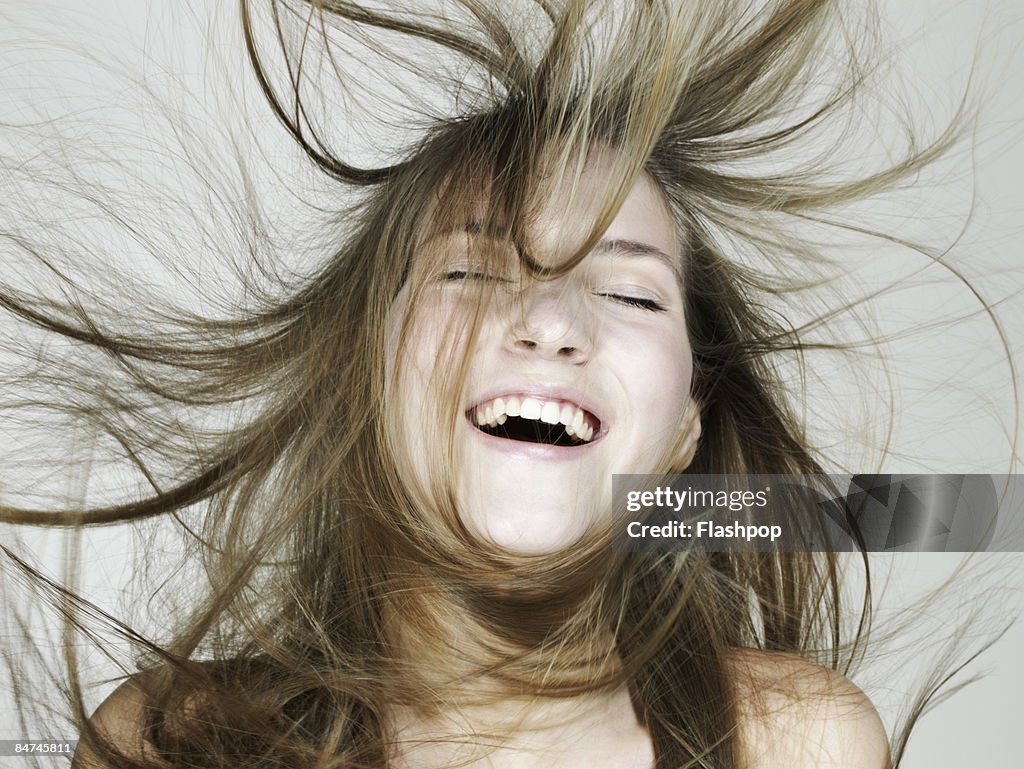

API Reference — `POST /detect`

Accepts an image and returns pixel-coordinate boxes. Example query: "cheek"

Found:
[618,327,694,460]
[626,326,693,404]
[386,290,444,389]
[384,292,438,452]
[385,289,481,432]
[384,288,411,387]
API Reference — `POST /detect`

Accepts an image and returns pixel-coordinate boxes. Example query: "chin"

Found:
[467,505,593,555]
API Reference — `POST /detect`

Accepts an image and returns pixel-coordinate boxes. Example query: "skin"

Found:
[75,653,891,769]
[386,149,701,553]
[73,154,891,769]
[372,152,891,768]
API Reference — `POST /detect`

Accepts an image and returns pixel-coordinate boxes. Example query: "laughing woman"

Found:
[0,1,1011,768]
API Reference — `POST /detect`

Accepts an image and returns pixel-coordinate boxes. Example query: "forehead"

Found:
[419,150,682,275]
[532,151,680,264]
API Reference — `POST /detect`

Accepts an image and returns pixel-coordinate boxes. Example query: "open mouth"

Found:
[468,395,601,447]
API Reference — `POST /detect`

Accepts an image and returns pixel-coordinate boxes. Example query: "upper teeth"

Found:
[472,396,597,442]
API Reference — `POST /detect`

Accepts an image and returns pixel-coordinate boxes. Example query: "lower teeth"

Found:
[476,416,586,446]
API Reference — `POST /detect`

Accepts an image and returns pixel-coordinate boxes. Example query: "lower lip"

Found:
[465,418,605,461]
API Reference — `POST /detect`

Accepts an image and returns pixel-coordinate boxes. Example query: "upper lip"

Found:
[466,383,606,429]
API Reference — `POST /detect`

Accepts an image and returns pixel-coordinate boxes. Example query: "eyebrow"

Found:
[590,238,682,281]
[422,223,682,281]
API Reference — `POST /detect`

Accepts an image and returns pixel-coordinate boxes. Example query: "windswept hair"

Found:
[0,1,1004,768]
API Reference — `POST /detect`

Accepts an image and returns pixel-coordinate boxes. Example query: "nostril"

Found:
[558,346,578,356]
[517,339,538,349]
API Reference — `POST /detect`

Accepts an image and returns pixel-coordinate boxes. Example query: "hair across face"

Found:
[385,148,701,555]
[1,3,995,767]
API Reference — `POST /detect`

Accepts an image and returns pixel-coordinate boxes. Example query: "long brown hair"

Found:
[0,1,1005,768]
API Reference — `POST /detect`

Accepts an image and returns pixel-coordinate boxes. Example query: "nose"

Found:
[507,281,594,363]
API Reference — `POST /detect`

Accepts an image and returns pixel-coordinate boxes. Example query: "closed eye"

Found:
[441,269,509,282]
[598,293,667,312]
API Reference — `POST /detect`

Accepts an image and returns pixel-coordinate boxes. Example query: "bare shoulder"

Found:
[72,657,276,768]
[72,672,164,769]
[725,649,891,769]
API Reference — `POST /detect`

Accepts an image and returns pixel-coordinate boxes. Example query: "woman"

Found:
[0,1,1012,767]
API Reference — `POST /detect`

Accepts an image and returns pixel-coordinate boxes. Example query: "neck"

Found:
[386,684,652,769]
[381,583,653,769]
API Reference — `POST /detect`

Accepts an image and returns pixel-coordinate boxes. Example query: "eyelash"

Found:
[599,293,667,312]
[441,272,666,312]
[441,269,505,282]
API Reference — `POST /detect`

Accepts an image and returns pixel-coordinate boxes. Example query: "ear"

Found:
[673,398,702,471]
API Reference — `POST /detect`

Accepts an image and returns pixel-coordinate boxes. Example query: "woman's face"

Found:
[387,152,700,554]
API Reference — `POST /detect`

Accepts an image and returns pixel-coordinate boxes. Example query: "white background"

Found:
[1,1,1023,767]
